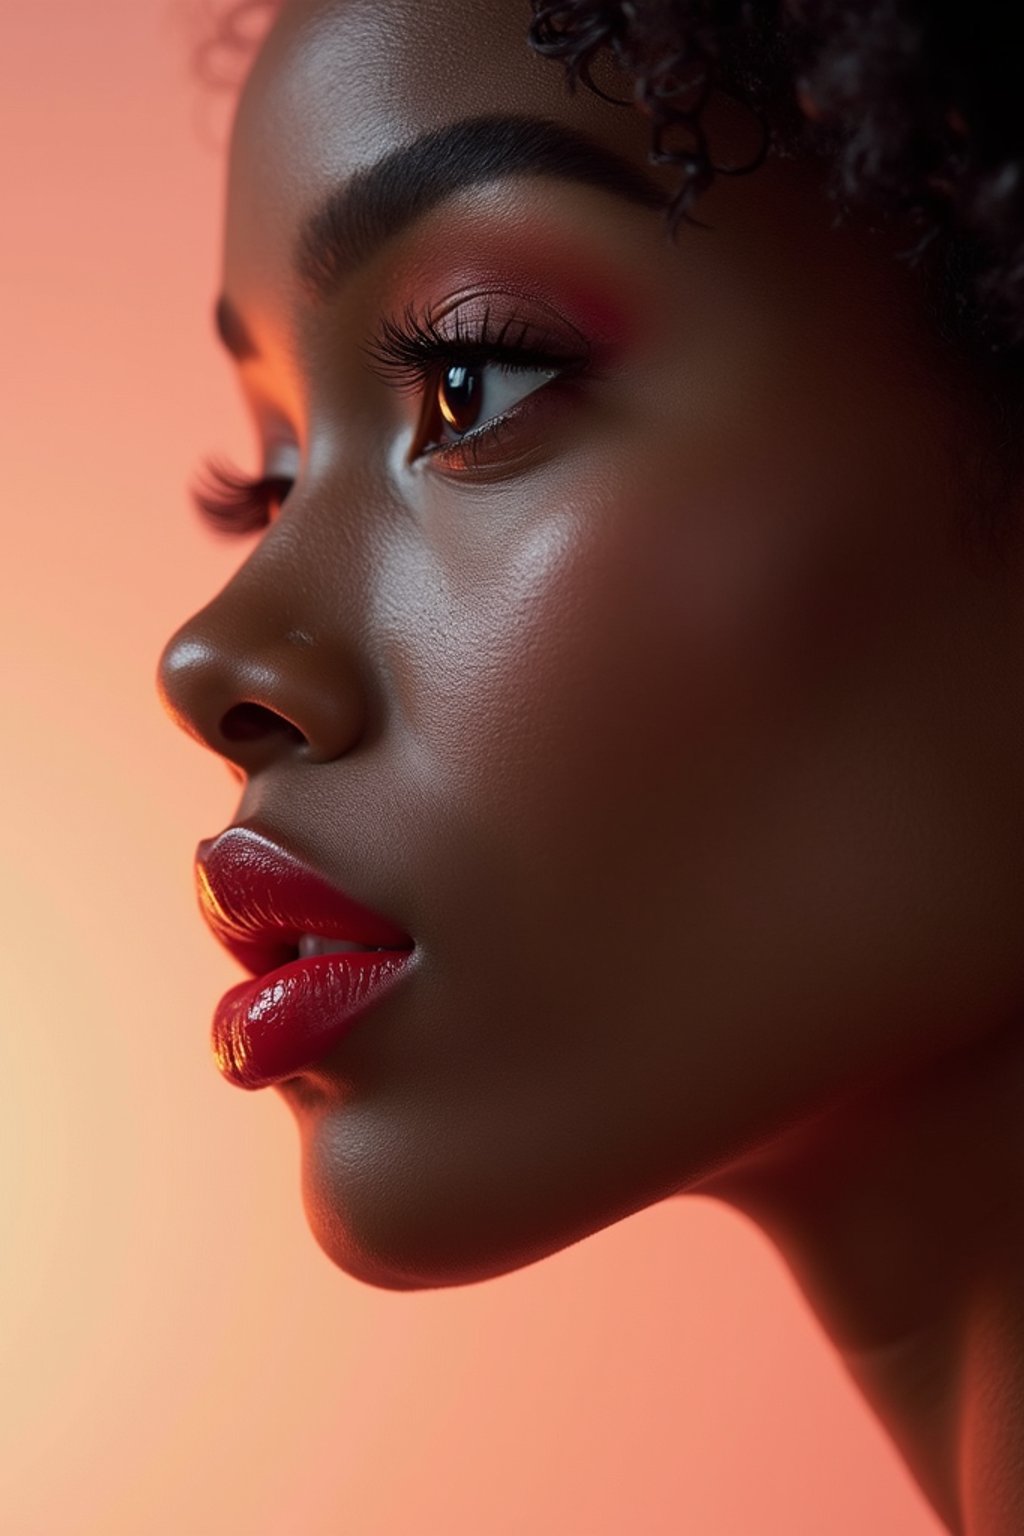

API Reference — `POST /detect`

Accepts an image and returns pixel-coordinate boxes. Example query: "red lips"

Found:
[193,824,417,1089]
[194,823,415,979]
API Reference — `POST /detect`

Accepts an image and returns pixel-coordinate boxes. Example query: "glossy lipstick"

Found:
[195,825,416,1089]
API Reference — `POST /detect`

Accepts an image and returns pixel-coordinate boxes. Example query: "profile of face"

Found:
[157,0,1024,1292]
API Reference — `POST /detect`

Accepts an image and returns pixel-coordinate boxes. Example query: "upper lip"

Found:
[194,823,414,979]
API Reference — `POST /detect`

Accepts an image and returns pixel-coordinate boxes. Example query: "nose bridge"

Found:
[156,529,370,773]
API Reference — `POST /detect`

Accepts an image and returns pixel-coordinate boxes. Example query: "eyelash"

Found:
[190,459,293,537]
[190,303,588,535]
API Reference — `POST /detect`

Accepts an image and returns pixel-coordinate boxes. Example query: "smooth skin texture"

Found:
[156,2,1024,1529]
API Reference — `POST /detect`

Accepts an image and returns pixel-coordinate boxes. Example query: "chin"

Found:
[294,1094,632,1292]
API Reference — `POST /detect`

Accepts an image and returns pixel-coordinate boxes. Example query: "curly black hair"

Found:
[530,4,1024,345]
[199,0,1024,547]
[526,1,1024,554]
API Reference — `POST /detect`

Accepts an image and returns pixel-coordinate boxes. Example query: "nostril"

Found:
[220,701,306,745]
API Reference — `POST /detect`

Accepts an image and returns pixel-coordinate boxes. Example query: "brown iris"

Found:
[438,364,482,434]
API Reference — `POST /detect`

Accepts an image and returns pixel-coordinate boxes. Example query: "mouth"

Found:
[193,823,417,1087]
[296,934,388,959]
[229,930,410,978]
[209,943,417,1090]
[194,823,415,976]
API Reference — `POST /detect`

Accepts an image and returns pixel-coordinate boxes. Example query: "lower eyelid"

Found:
[430,370,556,448]
[423,374,577,476]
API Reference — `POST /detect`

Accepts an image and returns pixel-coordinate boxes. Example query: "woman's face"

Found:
[158,0,1024,1288]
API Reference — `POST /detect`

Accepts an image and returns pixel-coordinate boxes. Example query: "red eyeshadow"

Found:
[385,206,645,354]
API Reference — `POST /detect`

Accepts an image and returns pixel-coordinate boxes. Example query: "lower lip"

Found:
[211,950,416,1089]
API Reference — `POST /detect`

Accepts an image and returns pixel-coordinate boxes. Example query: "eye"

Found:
[423,359,560,449]
[364,300,591,474]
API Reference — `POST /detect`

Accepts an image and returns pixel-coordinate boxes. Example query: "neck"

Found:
[697,1011,1024,1535]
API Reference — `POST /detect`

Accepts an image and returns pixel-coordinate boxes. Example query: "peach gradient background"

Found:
[1,4,949,1533]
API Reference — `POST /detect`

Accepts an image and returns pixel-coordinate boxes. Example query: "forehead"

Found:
[223,0,673,313]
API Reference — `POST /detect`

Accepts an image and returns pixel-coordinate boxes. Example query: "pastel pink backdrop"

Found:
[0,3,948,1532]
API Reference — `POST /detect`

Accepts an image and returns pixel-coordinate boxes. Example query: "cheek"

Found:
[386,429,993,1045]
[445,453,837,843]
[288,425,1024,1296]
[380,436,842,929]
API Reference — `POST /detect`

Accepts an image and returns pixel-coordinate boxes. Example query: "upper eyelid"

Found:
[361,299,590,383]
[209,305,592,509]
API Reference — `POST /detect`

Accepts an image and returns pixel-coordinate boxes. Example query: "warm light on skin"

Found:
[152,2,1024,1533]
[7,4,964,1533]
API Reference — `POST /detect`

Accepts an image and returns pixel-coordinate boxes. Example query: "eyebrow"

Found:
[214,112,671,361]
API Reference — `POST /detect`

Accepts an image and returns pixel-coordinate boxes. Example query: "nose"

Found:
[155,564,368,778]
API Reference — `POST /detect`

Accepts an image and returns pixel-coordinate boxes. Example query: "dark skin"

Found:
[156,2,1024,1529]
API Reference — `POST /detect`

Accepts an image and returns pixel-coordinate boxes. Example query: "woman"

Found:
[157,3,1024,1529]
